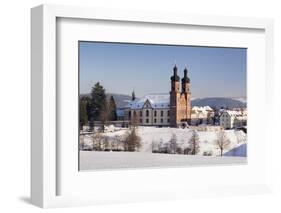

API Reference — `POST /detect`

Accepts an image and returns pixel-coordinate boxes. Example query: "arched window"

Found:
[146,110,149,117]
[167,110,170,116]
[140,111,142,117]
[154,111,157,116]
[161,110,164,117]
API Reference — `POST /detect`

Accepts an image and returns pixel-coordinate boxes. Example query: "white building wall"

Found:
[127,108,170,126]
[220,112,233,129]
[220,111,247,129]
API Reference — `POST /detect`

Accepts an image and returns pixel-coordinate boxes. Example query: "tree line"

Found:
[80,125,142,152]
[152,129,231,157]
[79,82,117,131]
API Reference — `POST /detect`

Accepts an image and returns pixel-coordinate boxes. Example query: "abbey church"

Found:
[125,65,192,127]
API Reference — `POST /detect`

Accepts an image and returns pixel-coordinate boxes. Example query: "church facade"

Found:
[124,65,192,127]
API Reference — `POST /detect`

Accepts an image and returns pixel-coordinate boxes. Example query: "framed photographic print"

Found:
[78,41,247,171]
[31,4,274,208]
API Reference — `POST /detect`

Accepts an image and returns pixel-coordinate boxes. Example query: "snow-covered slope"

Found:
[80,151,246,170]
[224,143,247,157]
[191,97,246,109]
[230,97,247,103]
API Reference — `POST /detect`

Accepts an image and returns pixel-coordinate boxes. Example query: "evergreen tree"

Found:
[108,96,117,121]
[99,100,109,133]
[82,96,91,121]
[90,82,106,122]
[79,98,88,130]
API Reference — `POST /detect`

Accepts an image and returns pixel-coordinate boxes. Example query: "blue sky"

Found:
[79,42,246,98]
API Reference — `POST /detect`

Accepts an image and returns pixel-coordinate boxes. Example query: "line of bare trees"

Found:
[151,129,231,157]
[152,131,200,155]
[88,128,141,152]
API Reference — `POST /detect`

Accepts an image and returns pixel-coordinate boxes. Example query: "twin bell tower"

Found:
[169,64,191,127]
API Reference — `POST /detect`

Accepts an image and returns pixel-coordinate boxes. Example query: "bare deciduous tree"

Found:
[169,133,177,154]
[158,138,164,153]
[188,130,200,155]
[99,102,110,133]
[130,111,140,129]
[151,140,159,153]
[80,134,85,150]
[103,136,110,151]
[113,135,123,151]
[92,132,103,151]
[123,128,142,152]
[214,129,230,156]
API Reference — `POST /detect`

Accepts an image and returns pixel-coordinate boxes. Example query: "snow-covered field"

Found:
[80,126,247,170]
[81,126,247,156]
[79,151,246,170]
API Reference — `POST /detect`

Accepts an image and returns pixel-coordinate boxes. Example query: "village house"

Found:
[220,110,247,129]
[191,106,214,125]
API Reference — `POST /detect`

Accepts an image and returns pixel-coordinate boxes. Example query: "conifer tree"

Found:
[90,82,106,122]
[99,100,109,133]
[108,96,117,121]
[79,98,88,130]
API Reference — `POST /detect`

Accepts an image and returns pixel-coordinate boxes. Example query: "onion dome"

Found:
[181,67,190,83]
[170,64,180,81]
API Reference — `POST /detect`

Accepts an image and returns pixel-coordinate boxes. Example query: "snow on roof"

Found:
[203,106,213,111]
[221,110,243,117]
[127,94,214,111]
[192,106,199,111]
[192,106,213,113]
[127,94,170,109]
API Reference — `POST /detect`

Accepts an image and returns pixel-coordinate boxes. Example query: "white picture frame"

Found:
[31,4,274,208]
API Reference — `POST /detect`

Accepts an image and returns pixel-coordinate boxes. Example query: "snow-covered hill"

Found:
[81,93,247,109]
[224,143,247,157]
[191,97,246,109]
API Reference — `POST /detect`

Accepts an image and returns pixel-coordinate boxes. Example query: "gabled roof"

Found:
[127,94,170,109]
[192,106,213,113]
[221,110,242,117]
[204,106,213,111]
